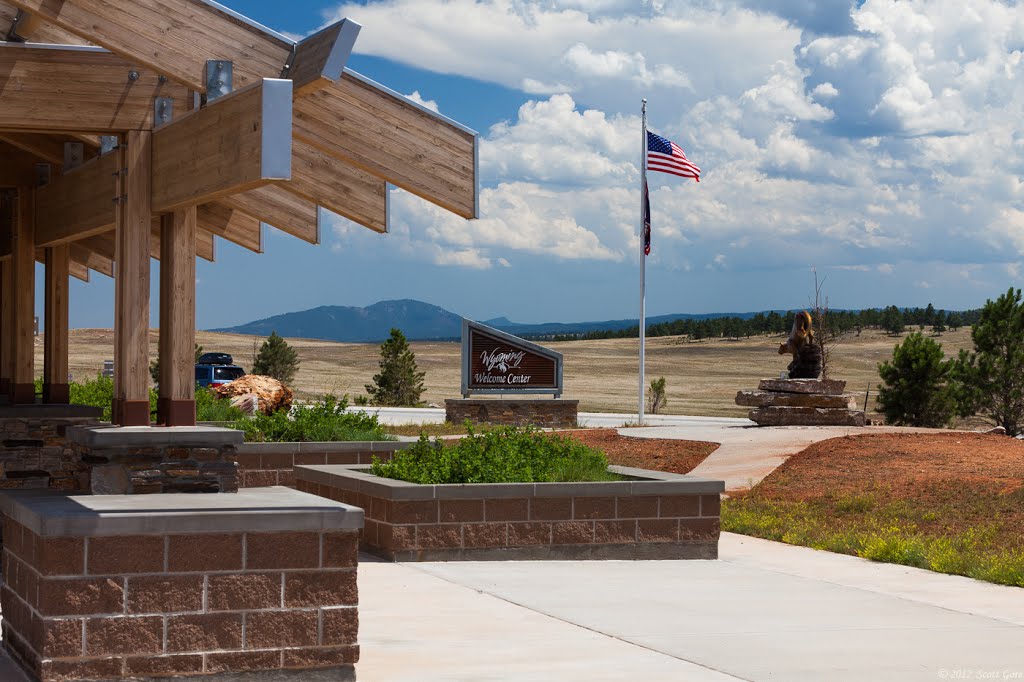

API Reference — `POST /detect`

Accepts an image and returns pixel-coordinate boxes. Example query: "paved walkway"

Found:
[621,423,937,492]
[358,533,1024,681]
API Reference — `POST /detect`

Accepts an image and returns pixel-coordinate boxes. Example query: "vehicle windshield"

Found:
[214,366,245,381]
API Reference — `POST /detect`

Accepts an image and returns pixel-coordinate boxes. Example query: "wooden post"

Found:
[0,259,10,400]
[43,244,71,403]
[157,207,197,426]
[112,131,152,426]
[0,194,11,399]
[11,187,36,404]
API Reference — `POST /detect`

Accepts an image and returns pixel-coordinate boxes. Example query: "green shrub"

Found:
[67,375,157,422]
[876,332,956,427]
[195,387,246,422]
[236,394,390,442]
[371,425,618,484]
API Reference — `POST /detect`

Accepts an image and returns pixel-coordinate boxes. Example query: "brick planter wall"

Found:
[0,487,362,681]
[296,465,724,561]
[0,406,103,493]
[234,441,411,489]
[445,399,579,428]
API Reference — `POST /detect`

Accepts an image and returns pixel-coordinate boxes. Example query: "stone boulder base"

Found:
[736,390,856,409]
[757,378,847,395]
[749,406,866,427]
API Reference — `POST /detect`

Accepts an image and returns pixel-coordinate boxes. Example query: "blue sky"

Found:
[50,0,1024,330]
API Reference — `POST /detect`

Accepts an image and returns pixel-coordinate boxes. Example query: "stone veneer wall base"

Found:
[445,398,579,428]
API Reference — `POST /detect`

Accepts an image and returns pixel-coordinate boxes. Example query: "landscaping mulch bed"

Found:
[725,432,1024,586]
[561,428,718,475]
[748,432,1024,539]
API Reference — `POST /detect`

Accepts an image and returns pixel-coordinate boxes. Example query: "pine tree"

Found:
[150,343,204,385]
[252,331,300,384]
[951,288,1024,436]
[876,332,956,427]
[365,328,425,406]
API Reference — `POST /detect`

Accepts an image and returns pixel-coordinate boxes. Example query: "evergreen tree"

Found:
[365,328,425,406]
[876,332,956,427]
[252,331,300,384]
[951,288,1024,436]
[648,377,667,414]
[150,343,204,385]
[882,306,905,336]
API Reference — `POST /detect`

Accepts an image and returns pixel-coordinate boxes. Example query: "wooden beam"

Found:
[221,185,319,244]
[152,78,292,213]
[198,203,262,253]
[0,133,64,165]
[0,258,10,394]
[289,19,360,97]
[295,74,477,219]
[0,2,86,43]
[34,152,118,247]
[285,138,386,233]
[68,259,89,282]
[69,243,113,277]
[158,208,196,426]
[10,186,34,403]
[113,131,151,425]
[6,0,292,92]
[43,244,70,403]
[0,43,189,132]
[0,141,43,187]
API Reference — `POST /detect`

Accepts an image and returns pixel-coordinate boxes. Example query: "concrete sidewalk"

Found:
[358,533,1024,682]
[621,423,937,491]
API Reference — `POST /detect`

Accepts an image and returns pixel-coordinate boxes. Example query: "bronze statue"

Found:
[778,311,822,379]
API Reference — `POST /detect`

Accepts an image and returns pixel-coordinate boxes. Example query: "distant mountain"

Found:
[210,299,463,342]
[211,299,770,343]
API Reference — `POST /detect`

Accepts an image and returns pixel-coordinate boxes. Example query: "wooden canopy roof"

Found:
[0,0,479,279]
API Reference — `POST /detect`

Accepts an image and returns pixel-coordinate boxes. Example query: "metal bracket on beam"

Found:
[63,143,84,171]
[5,9,29,42]
[154,97,174,129]
[203,60,233,104]
[35,164,51,187]
[99,136,119,155]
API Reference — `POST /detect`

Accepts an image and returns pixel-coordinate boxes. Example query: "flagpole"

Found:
[638,99,648,426]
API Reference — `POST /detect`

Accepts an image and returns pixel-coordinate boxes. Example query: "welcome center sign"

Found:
[460,319,564,397]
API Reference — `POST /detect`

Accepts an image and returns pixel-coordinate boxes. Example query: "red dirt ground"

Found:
[563,428,718,475]
[754,432,1024,500]
[741,432,1024,545]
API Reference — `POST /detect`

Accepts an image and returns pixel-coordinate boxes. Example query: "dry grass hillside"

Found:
[38,327,975,418]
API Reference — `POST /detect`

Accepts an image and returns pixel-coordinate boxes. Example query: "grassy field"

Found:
[41,326,975,417]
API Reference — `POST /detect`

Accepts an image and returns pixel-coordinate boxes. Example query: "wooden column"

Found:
[157,207,197,426]
[11,187,36,404]
[112,131,152,426]
[43,244,70,403]
[0,259,10,399]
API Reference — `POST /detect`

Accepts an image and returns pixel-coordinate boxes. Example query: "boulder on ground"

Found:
[214,375,292,415]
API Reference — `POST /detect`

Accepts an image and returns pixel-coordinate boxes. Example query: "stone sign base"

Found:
[737,378,865,426]
[445,398,579,428]
[0,487,362,682]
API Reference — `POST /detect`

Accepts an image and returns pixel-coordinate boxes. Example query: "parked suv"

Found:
[195,363,245,388]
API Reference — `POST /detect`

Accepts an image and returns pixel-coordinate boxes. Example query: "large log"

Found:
[757,378,847,395]
[749,407,865,427]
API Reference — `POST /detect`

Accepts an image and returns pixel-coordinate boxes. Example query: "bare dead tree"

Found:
[810,268,843,379]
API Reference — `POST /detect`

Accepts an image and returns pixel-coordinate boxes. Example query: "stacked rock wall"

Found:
[737,379,866,426]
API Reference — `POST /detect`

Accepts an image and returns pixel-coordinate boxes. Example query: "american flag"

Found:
[647,131,700,181]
